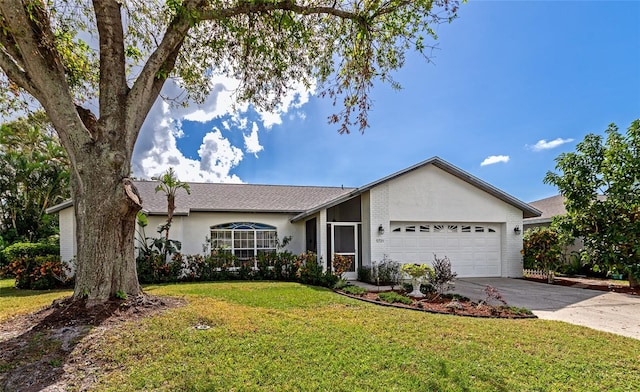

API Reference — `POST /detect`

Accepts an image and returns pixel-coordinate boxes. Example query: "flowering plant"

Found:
[401,263,432,280]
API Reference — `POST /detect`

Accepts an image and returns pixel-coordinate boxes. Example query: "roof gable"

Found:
[291,156,541,221]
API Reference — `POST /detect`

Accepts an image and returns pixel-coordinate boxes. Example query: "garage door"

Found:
[387,222,501,277]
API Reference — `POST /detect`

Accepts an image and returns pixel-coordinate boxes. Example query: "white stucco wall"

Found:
[365,164,524,277]
[58,207,76,262]
[368,185,390,265]
[318,209,328,269]
[360,191,371,268]
[143,212,306,256]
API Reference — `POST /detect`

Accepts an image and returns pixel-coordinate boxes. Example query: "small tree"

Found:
[522,227,562,283]
[544,120,640,287]
[154,168,191,243]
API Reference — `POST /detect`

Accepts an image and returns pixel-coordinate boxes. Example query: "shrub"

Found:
[340,285,367,295]
[332,254,353,278]
[136,251,183,284]
[2,242,59,273]
[402,282,436,295]
[478,285,507,307]
[372,256,402,289]
[378,291,412,305]
[298,252,337,288]
[1,242,68,289]
[429,254,457,296]
[357,266,372,283]
[401,263,432,280]
[5,255,72,290]
[556,251,583,276]
[256,250,298,281]
[333,278,349,290]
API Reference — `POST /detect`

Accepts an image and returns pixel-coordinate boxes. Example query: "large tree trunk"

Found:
[71,146,142,302]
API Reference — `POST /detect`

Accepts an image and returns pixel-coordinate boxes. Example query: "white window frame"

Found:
[210,222,278,262]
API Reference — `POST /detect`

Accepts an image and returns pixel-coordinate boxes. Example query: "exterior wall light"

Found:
[514,225,521,235]
[378,224,385,235]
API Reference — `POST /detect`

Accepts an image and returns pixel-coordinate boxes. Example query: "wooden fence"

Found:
[523,269,554,280]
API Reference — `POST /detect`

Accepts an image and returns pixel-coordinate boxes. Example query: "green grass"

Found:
[0,278,71,322]
[83,281,640,391]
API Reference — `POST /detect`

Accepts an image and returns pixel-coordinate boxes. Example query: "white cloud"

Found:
[243,122,264,156]
[530,138,574,151]
[132,83,244,183]
[480,155,510,166]
[256,81,315,129]
[132,76,314,183]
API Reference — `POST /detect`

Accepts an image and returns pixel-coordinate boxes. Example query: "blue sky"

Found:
[132,0,640,203]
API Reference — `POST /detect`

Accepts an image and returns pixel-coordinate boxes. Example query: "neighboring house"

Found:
[523,195,583,259]
[523,195,567,231]
[47,157,541,280]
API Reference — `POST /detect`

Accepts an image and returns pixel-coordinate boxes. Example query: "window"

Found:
[210,222,278,261]
[447,225,458,233]
[405,225,416,232]
[461,225,471,233]
[433,224,444,233]
[419,225,430,233]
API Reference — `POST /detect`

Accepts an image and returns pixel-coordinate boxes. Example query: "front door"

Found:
[331,223,358,280]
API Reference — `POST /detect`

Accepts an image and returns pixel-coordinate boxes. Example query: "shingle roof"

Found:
[47,157,542,220]
[47,181,355,215]
[524,195,567,224]
[524,194,606,225]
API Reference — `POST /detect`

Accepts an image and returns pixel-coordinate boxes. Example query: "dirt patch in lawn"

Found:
[523,276,639,296]
[0,294,185,392]
[337,290,537,319]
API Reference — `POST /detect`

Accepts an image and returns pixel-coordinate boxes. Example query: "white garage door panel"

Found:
[388,222,501,277]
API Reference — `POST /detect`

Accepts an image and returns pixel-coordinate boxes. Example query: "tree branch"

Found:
[0,1,92,161]
[0,49,40,99]
[125,0,205,151]
[200,0,363,22]
[93,0,129,140]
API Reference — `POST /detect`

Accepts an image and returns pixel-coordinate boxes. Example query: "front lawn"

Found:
[95,282,639,391]
[1,280,639,391]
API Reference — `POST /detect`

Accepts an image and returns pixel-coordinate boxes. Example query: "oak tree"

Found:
[0,0,459,302]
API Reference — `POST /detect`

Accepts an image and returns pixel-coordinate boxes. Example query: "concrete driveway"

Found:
[451,278,640,340]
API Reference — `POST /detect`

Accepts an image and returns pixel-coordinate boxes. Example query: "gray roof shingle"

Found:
[525,195,567,223]
[135,181,354,215]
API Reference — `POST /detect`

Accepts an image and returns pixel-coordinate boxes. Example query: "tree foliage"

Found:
[522,226,562,283]
[0,0,460,301]
[0,112,70,244]
[544,120,640,285]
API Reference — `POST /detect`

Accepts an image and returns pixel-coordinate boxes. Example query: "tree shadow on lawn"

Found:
[0,295,184,392]
[0,285,71,299]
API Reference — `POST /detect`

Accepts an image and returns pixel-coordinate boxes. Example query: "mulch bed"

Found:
[336,290,537,319]
[522,276,639,296]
